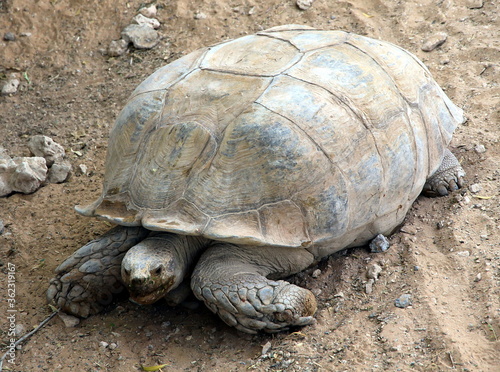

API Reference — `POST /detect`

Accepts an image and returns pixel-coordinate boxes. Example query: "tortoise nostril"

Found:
[131,277,144,286]
[123,268,131,277]
[153,266,162,276]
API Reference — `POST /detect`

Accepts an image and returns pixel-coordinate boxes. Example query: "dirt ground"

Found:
[0,0,498,371]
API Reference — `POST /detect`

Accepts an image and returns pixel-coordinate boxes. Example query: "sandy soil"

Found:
[0,0,498,371]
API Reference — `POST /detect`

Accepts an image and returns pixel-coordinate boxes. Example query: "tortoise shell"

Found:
[77,25,463,258]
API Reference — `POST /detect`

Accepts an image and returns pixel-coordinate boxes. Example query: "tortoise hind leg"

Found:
[423,148,465,196]
[47,226,149,317]
[191,243,317,334]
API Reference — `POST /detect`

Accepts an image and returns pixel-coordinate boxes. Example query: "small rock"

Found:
[0,219,4,234]
[99,341,109,348]
[58,312,80,327]
[10,157,48,194]
[1,78,20,95]
[133,14,160,29]
[121,24,160,49]
[365,278,375,294]
[367,264,382,280]
[457,251,470,257]
[421,32,448,52]
[77,164,88,176]
[469,183,481,193]
[312,268,321,278]
[262,341,272,355]
[140,4,157,18]
[333,292,344,298]
[108,39,128,57]
[48,161,72,183]
[414,265,420,271]
[194,11,207,20]
[296,0,315,10]
[466,0,483,9]
[369,234,390,253]
[4,32,15,41]
[474,144,486,153]
[19,32,32,37]
[474,273,482,282]
[28,135,65,167]
[108,342,117,350]
[394,294,412,308]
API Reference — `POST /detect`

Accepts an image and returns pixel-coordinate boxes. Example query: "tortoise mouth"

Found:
[128,278,175,305]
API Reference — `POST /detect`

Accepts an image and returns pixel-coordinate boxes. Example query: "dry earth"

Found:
[0,0,499,371]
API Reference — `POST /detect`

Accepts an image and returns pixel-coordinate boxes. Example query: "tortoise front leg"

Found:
[47,226,149,317]
[191,243,317,334]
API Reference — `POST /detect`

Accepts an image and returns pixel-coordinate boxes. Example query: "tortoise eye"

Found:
[154,266,162,275]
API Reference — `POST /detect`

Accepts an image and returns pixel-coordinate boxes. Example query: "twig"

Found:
[447,351,455,369]
[0,310,59,370]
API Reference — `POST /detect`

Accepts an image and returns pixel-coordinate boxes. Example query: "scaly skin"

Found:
[46,226,149,317]
[191,243,317,333]
[424,148,465,196]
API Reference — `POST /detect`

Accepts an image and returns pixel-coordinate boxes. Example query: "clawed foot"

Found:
[423,149,465,196]
[192,274,317,334]
[46,226,148,317]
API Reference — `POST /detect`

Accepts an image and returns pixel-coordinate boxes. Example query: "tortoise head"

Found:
[121,237,183,305]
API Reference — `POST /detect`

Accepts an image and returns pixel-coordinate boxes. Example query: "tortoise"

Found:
[47,25,465,333]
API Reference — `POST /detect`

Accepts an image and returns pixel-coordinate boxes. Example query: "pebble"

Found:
[77,164,88,176]
[99,341,109,348]
[48,160,72,183]
[456,251,470,257]
[296,0,315,10]
[133,14,160,29]
[4,32,15,41]
[421,32,448,52]
[474,144,486,153]
[474,273,482,282]
[108,342,118,350]
[1,77,20,95]
[367,264,382,280]
[262,341,272,355]
[0,219,4,234]
[121,24,160,49]
[365,279,375,294]
[58,312,80,327]
[469,183,481,193]
[108,39,128,57]
[139,4,157,18]
[394,294,412,308]
[194,11,207,20]
[466,0,483,9]
[312,268,321,278]
[369,234,390,253]
[28,135,65,167]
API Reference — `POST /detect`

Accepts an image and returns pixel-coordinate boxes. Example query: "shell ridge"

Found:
[255,32,302,53]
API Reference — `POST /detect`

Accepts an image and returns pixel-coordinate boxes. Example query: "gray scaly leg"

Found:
[47,226,149,317]
[191,243,317,334]
[423,148,465,196]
